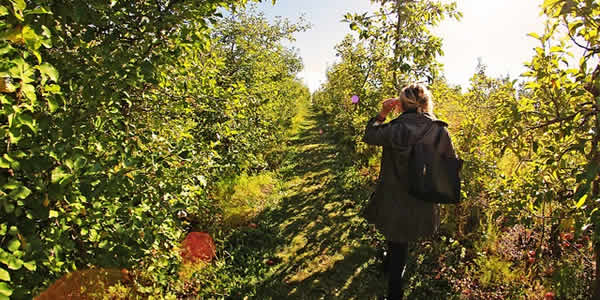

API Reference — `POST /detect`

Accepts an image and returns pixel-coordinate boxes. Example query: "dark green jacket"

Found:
[362,111,456,243]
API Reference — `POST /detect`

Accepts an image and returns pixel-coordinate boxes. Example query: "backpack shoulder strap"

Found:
[414,121,434,145]
[433,120,448,147]
[404,117,448,146]
[433,119,449,127]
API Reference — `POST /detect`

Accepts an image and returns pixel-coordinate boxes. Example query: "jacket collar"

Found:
[393,109,435,122]
[392,110,449,127]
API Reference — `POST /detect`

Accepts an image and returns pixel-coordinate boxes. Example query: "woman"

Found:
[362,83,456,300]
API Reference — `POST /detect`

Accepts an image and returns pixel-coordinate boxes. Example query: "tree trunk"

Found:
[550,221,561,258]
[589,66,599,299]
[592,177,600,299]
[592,167,600,299]
[594,242,600,299]
[393,0,402,94]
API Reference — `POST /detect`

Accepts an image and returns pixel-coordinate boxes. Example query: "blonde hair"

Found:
[400,83,434,115]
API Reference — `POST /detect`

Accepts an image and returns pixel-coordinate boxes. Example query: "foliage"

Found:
[0,0,312,297]
[0,0,597,297]
[494,0,600,242]
[344,0,461,88]
[314,0,599,298]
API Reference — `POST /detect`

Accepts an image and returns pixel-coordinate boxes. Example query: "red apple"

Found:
[528,257,535,264]
[544,291,554,300]
[121,268,131,282]
[248,223,257,229]
[528,250,536,257]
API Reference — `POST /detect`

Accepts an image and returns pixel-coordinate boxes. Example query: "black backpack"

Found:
[408,122,463,204]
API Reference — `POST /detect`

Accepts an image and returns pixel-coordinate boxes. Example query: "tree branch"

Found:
[564,17,600,53]
[527,111,595,130]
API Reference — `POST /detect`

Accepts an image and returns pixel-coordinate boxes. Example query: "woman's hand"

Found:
[382,98,399,113]
[378,98,402,120]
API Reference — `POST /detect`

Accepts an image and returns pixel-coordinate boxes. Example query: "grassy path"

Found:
[214,108,457,300]
[230,109,387,299]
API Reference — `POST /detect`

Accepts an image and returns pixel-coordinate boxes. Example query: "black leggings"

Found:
[387,241,409,299]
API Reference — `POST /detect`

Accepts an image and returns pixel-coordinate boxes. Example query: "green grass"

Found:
[174,108,388,299]
[185,107,465,299]
[215,172,282,227]
[244,110,386,300]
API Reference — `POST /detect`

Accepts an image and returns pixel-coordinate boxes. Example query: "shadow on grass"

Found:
[222,111,454,300]
[219,111,384,299]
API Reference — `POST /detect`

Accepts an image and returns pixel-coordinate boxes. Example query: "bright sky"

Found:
[255,0,547,92]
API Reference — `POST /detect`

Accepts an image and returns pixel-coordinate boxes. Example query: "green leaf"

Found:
[7,151,25,160]
[1,179,19,190]
[0,282,11,297]
[0,44,14,56]
[38,63,58,82]
[22,260,35,271]
[47,96,60,112]
[22,25,42,53]
[74,155,87,170]
[7,240,19,253]
[7,127,21,143]
[89,229,99,242]
[9,185,30,200]
[49,210,58,218]
[24,7,50,15]
[568,20,584,32]
[0,157,8,169]
[44,84,61,95]
[575,194,588,209]
[11,0,25,12]
[9,58,34,83]
[0,224,6,236]
[6,256,22,270]
[17,112,36,132]
[527,32,541,39]
[41,26,52,48]
[21,83,36,102]
[51,166,69,184]
[0,268,9,281]
[0,6,8,17]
